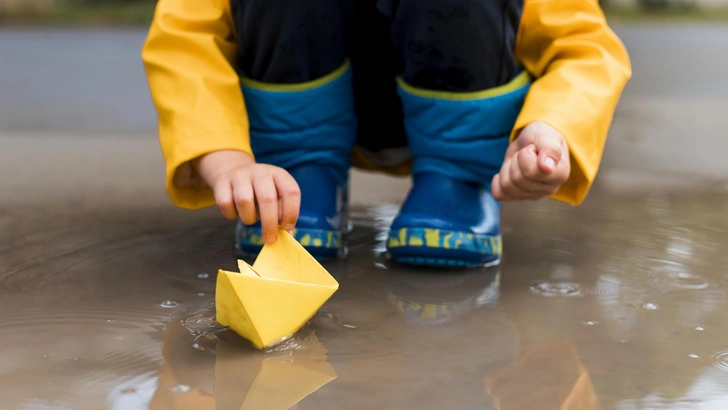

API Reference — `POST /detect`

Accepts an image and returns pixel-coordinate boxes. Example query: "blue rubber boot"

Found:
[387,173,502,267]
[234,61,356,260]
[387,72,532,268]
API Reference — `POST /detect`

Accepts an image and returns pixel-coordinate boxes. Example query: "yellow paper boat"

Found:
[216,229,339,349]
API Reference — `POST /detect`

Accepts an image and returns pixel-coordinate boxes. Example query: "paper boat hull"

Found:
[216,229,339,348]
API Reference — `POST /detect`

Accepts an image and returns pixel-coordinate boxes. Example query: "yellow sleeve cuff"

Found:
[165,131,253,210]
[513,0,632,206]
[142,0,253,210]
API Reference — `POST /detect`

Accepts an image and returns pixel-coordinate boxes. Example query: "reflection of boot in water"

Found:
[149,320,336,410]
[386,265,500,325]
[340,264,517,407]
[485,339,602,410]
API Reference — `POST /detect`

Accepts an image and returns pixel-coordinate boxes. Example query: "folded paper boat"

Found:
[216,229,339,349]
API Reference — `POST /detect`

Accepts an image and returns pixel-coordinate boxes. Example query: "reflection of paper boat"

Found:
[215,332,337,410]
[148,319,336,410]
[216,229,339,349]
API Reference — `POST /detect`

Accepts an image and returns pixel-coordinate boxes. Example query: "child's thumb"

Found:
[536,144,561,174]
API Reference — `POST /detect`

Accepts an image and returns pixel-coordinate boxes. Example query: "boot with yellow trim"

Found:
[228,0,358,260]
[388,173,504,268]
[386,71,531,268]
[235,61,356,261]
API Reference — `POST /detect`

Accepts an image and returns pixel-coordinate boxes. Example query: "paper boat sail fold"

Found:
[216,229,339,348]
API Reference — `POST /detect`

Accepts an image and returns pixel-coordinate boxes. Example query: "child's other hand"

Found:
[193,150,300,244]
[491,121,570,201]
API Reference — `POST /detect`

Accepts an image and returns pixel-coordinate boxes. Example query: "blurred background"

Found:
[3,0,728,22]
[3,0,728,24]
[0,0,156,26]
[2,0,728,179]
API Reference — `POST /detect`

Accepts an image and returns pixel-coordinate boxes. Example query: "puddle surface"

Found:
[4,184,728,410]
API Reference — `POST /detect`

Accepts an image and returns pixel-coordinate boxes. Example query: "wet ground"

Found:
[3,23,728,409]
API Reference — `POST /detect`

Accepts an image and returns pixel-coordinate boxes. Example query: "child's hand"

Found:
[491,121,570,201]
[193,150,300,244]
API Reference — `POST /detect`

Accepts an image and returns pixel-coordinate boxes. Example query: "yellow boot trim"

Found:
[240,60,351,92]
[396,70,531,101]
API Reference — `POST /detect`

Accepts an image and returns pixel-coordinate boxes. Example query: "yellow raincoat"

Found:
[142,0,631,209]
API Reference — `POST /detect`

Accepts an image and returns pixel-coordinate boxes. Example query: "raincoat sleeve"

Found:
[513,0,632,206]
[141,0,252,209]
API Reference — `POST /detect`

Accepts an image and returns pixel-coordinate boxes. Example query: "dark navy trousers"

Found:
[231,0,524,153]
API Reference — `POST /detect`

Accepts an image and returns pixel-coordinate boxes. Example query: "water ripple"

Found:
[530,281,584,298]
[710,350,728,372]
[649,259,714,290]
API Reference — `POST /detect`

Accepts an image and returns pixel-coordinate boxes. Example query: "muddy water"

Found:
[3,160,728,409]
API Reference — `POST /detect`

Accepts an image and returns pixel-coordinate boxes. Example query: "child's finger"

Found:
[232,174,257,225]
[509,149,549,193]
[252,174,279,244]
[517,145,541,179]
[497,159,532,200]
[273,170,301,231]
[491,173,506,201]
[515,147,562,194]
[214,180,238,220]
[535,138,563,175]
[503,138,522,162]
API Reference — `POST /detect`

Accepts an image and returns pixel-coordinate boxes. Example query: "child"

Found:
[142,0,631,267]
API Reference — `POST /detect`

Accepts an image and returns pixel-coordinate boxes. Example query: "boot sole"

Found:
[387,227,501,268]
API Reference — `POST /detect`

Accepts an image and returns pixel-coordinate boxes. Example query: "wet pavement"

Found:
[3,23,728,409]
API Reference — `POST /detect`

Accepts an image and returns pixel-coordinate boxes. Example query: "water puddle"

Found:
[6,167,728,409]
